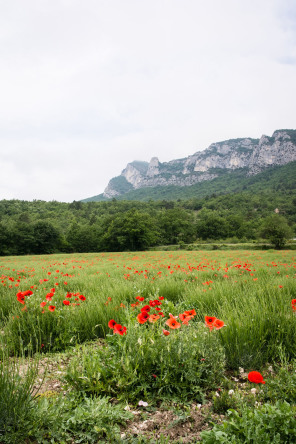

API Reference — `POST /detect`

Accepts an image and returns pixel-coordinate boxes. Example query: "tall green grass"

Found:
[1,250,295,370]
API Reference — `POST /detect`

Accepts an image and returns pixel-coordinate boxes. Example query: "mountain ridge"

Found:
[84,129,296,201]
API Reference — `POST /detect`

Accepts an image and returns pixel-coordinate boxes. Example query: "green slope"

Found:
[83,162,296,202]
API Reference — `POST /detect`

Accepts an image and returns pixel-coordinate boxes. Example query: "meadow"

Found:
[1,250,296,443]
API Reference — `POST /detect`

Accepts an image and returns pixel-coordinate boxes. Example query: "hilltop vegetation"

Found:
[0,164,295,255]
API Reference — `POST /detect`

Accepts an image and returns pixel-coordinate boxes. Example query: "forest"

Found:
[0,183,295,255]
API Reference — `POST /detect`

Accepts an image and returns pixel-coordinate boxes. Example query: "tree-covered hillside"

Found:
[0,164,295,255]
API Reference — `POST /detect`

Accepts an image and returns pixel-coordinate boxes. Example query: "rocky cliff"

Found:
[103,129,296,198]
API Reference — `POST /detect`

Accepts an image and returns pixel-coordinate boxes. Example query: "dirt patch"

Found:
[122,403,220,442]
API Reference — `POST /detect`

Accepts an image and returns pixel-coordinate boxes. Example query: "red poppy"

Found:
[40,301,47,308]
[184,309,196,317]
[291,299,296,311]
[23,290,33,296]
[16,292,25,304]
[63,300,70,306]
[137,312,149,324]
[141,305,151,313]
[163,329,170,336]
[213,319,225,330]
[113,324,127,335]
[66,292,73,298]
[148,314,160,323]
[165,317,181,329]
[48,305,56,312]
[248,371,266,384]
[108,319,117,329]
[179,313,193,323]
[79,295,86,301]
[205,316,217,330]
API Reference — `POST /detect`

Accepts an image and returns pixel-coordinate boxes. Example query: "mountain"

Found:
[83,129,296,202]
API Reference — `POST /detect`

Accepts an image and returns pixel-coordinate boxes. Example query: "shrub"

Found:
[201,401,296,443]
[65,321,225,402]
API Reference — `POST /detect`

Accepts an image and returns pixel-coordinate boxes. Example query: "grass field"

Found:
[1,250,296,442]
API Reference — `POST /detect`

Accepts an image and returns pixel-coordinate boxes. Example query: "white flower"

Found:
[228,389,234,396]
[138,400,148,407]
[251,388,257,395]
[215,392,220,397]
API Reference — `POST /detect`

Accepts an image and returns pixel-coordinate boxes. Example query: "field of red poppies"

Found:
[1,250,296,442]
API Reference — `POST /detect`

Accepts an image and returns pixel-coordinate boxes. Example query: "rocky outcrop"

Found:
[103,129,296,198]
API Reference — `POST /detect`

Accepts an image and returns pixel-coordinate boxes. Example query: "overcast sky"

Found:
[0,0,295,202]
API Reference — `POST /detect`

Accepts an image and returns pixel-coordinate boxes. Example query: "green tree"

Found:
[32,221,61,254]
[260,214,294,249]
[102,210,159,251]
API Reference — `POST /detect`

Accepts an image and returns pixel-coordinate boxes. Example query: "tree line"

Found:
[0,191,295,255]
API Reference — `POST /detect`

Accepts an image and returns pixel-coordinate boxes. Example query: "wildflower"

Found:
[141,305,151,313]
[16,292,25,304]
[108,319,117,329]
[40,301,47,308]
[205,316,217,330]
[137,312,149,324]
[138,400,148,407]
[113,324,127,335]
[79,294,86,301]
[165,317,181,329]
[163,329,170,336]
[213,319,225,329]
[148,314,160,323]
[184,309,196,316]
[248,371,266,384]
[63,300,70,306]
[48,305,56,312]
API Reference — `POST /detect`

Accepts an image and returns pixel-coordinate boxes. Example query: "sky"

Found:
[0,0,295,202]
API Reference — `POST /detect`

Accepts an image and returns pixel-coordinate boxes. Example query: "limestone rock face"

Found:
[103,129,296,198]
[122,163,143,188]
[147,157,160,177]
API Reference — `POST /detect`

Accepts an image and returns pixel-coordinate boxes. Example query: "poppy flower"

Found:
[23,290,33,296]
[179,313,193,323]
[136,296,144,301]
[63,300,70,306]
[291,300,296,311]
[108,319,117,329]
[48,305,56,312]
[205,316,217,330]
[165,317,181,329]
[137,312,149,324]
[248,371,266,384]
[40,301,47,308]
[16,292,25,304]
[113,324,127,335]
[213,319,225,330]
[148,314,160,323]
[141,305,151,313]
[184,309,196,317]
[163,329,170,336]
[79,295,86,301]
